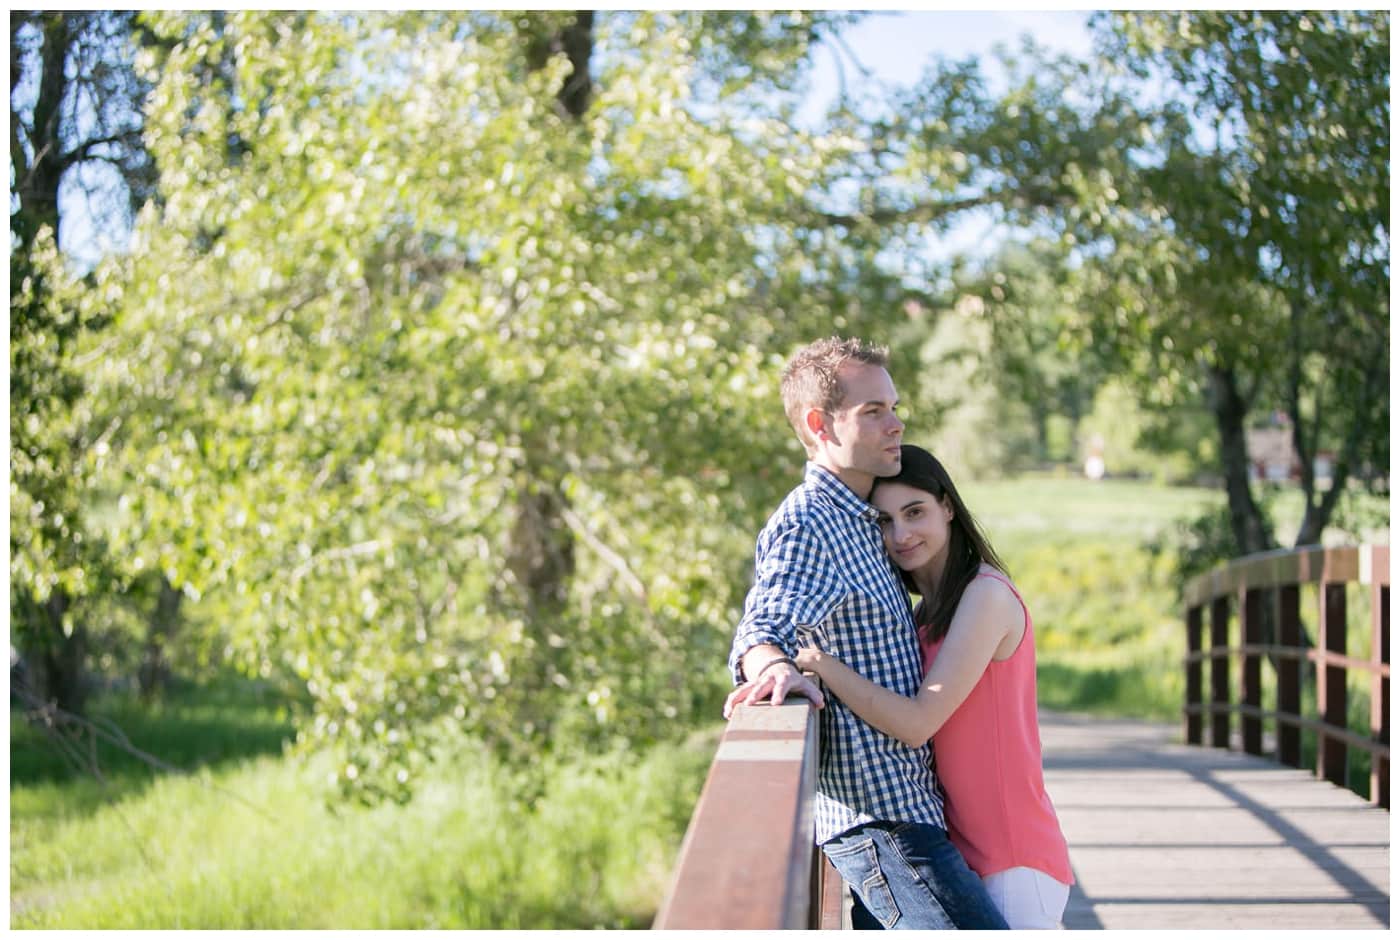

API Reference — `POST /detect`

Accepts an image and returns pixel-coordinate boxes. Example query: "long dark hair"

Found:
[872,444,1008,643]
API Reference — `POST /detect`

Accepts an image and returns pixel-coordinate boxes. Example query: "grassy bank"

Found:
[963,474,1217,721]
[11,683,717,928]
[957,475,1386,725]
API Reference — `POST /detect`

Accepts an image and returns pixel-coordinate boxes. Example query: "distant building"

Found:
[1246,412,1335,483]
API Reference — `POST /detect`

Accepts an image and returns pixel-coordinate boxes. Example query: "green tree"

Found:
[1085,10,1389,553]
[11,12,155,711]
[91,11,914,799]
[812,39,1156,475]
[947,239,1106,467]
[877,14,1386,550]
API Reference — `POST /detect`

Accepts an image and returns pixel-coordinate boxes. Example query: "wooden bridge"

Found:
[1044,711,1388,929]
[654,544,1389,930]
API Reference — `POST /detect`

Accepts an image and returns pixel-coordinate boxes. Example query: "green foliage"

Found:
[934,239,1108,471]
[1150,482,1388,594]
[1152,501,1243,590]
[15,7,1389,811]
[1081,378,1216,483]
[905,300,1040,480]
[1081,11,1390,545]
[959,476,1219,721]
[10,232,106,610]
[10,229,136,712]
[1008,538,1187,720]
[10,675,299,818]
[80,11,927,800]
[893,11,1389,550]
[11,694,716,928]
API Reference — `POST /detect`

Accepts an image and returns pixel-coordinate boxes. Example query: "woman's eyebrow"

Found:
[900,499,925,512]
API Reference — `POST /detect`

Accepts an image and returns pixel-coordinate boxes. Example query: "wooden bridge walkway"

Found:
[1042,710,1390,930]
[657,545,1388,930]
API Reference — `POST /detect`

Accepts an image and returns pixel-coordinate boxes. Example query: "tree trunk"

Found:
[505,482,577,618]
[138,576,182,700]
[498,12,594,618]
[11,13,71,250]
[520,11,594,118]
[1208,363,1275,556]
[1207,362,1299,676]
[555,12,593,118]
[18,589,90,714]
[1290,359,1384,548]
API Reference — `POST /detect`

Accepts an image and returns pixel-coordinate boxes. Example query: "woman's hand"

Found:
[794,646,824,675]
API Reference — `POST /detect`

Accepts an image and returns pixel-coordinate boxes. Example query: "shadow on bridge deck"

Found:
[1040,710,1390,930]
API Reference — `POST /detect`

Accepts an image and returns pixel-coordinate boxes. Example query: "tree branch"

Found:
[290,539,392,582]
[1285,296,1316,509]
[58,129,144,173]
[11,674,280,824]
[557,504,673,653]
[813,194,993,229]
[1315,361,1384,529]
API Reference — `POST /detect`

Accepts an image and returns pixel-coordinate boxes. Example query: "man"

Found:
[724,336,1006,930]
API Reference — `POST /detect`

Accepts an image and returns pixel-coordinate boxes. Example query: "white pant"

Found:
[982,866,1070,929]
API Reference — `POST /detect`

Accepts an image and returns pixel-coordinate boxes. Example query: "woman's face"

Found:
[871,481,954,573]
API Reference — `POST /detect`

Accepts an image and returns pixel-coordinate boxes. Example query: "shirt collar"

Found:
[804,462,881,523]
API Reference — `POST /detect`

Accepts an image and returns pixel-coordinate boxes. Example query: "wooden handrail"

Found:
[1182,543,1387,606]
[1184,702,1391,758]
[1183,543,1390,808]
[653,700,843,929]
[1184,645,1391,676]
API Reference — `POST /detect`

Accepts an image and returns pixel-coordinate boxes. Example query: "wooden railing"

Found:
[653,700,844,929]
[1183,543,1390,808]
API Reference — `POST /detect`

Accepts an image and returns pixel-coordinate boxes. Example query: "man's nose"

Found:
[888,412,904,435]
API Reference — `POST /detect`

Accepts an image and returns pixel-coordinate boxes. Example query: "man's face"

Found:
[818,363,904,483]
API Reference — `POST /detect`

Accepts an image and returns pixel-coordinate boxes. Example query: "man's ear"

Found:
[804,407,828,442]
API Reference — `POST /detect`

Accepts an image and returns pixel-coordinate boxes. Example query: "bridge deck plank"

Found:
[1040,711,1390,930]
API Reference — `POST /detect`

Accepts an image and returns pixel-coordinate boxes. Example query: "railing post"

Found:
[1370,545,1389,809]
[1185,604,1203,745]
[819,853,845,928]
[1317,582,1349,789]
[1239,587,1264,755]
[1210,596,1231,749]
[1185,544,1389,802]
[1276,584,1303,768]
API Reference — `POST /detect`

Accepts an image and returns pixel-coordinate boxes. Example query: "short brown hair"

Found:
[780,336,890,453]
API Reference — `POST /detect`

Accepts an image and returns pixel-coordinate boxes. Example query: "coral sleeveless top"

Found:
[921,568,1074,884]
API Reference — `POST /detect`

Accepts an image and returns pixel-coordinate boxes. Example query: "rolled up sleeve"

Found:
[729,523,841,683]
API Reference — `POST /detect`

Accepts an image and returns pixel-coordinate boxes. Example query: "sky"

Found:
[807,9,1094,105]
[798,10,1097,261]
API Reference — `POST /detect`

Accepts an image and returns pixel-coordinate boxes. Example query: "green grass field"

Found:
[960,474,1220,720]
[10,475,1386,927]
[11,681,717,928]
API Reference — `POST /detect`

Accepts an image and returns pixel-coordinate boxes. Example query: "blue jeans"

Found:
[823,821,1008,930]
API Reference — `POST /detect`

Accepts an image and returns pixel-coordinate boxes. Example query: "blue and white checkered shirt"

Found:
[729,462,946,845]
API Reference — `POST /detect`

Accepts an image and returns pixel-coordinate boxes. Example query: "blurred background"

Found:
[10,10,1389,928]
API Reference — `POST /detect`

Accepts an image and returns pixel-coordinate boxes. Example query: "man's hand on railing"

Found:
[723,661,825,718]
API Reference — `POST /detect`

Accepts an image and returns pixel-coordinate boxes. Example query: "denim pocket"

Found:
[861,870,899,928]
[825,836,901,929]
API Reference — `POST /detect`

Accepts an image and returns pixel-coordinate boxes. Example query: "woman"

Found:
[795,444,1073,929]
